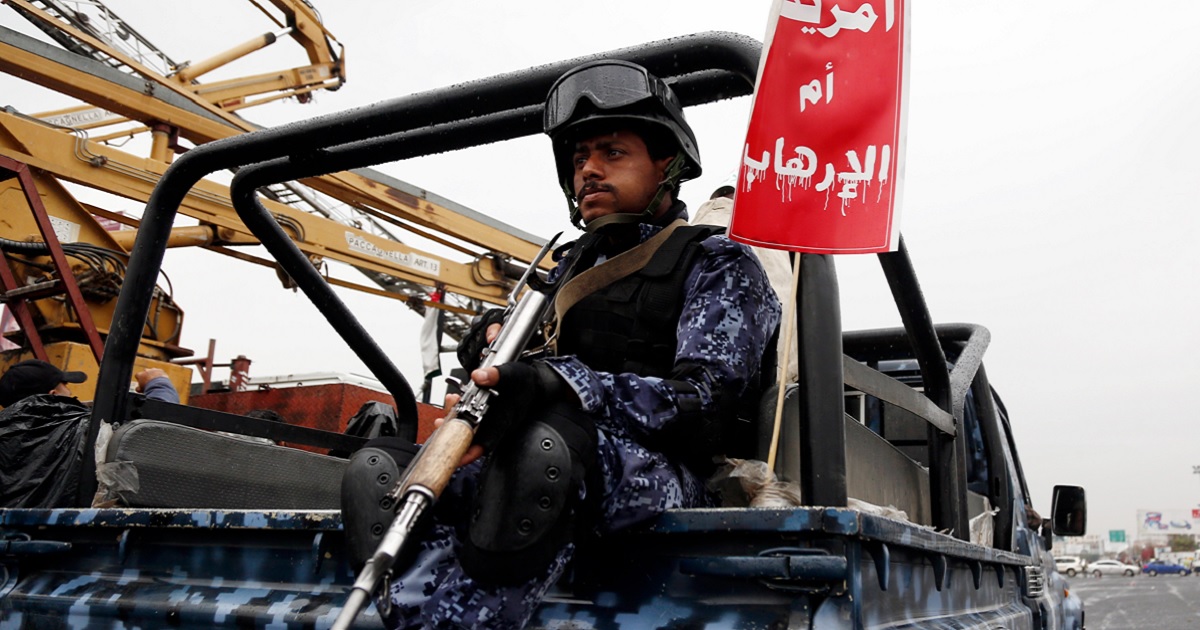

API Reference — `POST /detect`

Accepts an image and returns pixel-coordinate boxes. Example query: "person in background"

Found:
[0,359,89,408]
[133,367,180,404]
[0,359,178,408]
[0,360,180,508]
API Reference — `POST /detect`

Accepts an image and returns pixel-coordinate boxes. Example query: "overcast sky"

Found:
[3,1,1198,540]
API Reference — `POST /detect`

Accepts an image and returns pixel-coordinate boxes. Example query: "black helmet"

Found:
[544,60,702,227]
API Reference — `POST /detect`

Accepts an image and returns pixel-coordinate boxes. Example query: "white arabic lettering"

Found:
[742,140,892,213]
[835,146,874,212]
[774,137,818,180]
[816,163,835,192]
[818,3,878,38]
[742,144,770,192]
[799,63,835,113]
[780,0,896,36]
[780,0,822,23]
[772,137,819,201]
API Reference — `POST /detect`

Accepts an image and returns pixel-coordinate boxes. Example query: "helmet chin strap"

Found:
[562,151,689,233]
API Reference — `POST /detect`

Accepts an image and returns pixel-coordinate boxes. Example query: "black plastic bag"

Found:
[0,394,91,508]
[330,400,416,457]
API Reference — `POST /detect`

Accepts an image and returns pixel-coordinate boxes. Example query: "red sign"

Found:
[729,0,909,254]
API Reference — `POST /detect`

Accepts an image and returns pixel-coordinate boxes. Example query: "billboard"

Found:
[1138,509,1200,535]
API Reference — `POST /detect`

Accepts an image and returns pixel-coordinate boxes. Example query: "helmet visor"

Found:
[544,62,682,135]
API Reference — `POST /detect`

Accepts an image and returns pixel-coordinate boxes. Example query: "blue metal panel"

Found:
[1,505,1045,629]
[1,508,344,530]
[1,508,380,629]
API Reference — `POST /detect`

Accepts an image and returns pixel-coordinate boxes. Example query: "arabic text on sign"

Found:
[743,138,891,213]
[780,0,895,35]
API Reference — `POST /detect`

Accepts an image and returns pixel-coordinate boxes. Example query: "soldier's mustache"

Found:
[577,182,613,199]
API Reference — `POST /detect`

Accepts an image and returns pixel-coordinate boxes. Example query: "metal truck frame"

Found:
[0,32,1086,629]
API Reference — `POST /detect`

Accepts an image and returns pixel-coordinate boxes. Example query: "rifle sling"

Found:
[551,219,688,353]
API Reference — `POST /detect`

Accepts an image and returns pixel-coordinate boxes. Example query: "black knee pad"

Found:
[461,401,596,585]
[340,437,420,571]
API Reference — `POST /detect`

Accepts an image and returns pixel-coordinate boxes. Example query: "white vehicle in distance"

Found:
[1055,556,1088,577]
[1089,559,1138,577]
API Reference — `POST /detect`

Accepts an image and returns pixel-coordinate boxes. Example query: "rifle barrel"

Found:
[333,491,432,629]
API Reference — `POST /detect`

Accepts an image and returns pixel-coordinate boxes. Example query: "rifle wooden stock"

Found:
[400,418,475,497]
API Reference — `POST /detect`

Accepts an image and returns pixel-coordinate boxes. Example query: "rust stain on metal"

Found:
[384,186,420,208]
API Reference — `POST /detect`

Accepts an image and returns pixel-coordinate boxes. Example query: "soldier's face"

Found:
[571,129,674,224]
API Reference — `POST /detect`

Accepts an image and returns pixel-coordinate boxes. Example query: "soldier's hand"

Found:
[470,361,569,454]
[437,367,504,468]
[471,366,501,387]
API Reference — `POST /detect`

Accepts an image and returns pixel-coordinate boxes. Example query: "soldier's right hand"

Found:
[470,361,568,453]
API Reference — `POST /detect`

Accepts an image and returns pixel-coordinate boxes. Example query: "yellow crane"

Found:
[0,0,544,399]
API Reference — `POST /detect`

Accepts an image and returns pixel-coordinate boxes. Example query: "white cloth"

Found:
[693,197,798,383]
[419,302,442,380]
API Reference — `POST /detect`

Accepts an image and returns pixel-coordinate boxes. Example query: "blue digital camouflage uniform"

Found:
[141,375,180,404]
[382,213,782,629]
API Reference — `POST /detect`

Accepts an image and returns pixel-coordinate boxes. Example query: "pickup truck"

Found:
[0,32,1086,629]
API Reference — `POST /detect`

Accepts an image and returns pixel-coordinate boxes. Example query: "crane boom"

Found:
[0,2,549,345]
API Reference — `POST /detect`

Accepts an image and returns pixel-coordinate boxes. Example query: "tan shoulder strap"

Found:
[550,219,688,352]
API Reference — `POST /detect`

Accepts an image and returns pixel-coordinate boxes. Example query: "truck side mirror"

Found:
[1051,485,1087,537]
[1041,522,1054,551]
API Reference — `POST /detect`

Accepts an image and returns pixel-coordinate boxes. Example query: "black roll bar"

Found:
[85,29,965,539]
[878,239,967,537]
[795,254,848,506]
[842,321,987,538]
[84,31,764,504]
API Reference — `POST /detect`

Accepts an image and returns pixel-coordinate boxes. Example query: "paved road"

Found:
[1069,572,1200,629]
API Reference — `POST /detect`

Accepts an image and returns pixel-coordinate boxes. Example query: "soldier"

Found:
[343,59,781,629]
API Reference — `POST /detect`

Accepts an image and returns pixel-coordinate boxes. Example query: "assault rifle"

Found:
[333,233,563,629]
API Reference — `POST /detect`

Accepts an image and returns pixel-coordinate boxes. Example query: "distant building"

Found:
[1055,533,1106,559]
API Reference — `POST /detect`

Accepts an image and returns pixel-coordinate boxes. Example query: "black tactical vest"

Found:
[556,224,724,378]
